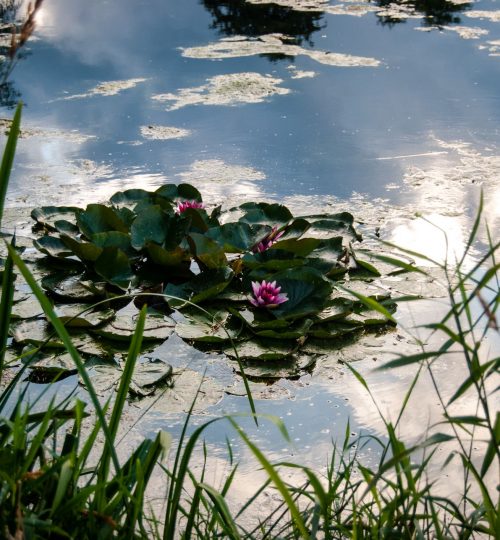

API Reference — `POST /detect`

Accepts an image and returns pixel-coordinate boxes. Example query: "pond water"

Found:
[1,0,499,515]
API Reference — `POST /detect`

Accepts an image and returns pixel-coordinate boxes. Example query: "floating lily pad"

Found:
[238,202,293,227]
[188,233,227,269]
[147,243,189,268]
[155,183,202,202]
[60,234,103,262]
[41,273,107,302]
[31,206,81,230]
[110,189,156,208]
[129,359,173,397]
[165,267,234,308]
[308,321,362,339]
[131,206,172,249]
[235,354,315,380]
[33,236,74,259]
[140,368,224,415]
[53,304,115,328]
[224,338,298,361]
[94,247,133,289]
[305,212,361,241]
[206,222,271,252]
[77,204,129,238]
[175,310,242,343]
[11,319,64,348]
[26,351,78,381]
[11,295,44,320]
[93,313,175,342]
[91,231,135,257]
[81,362,122,395]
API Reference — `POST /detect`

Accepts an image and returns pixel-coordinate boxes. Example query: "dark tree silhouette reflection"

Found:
[201,0,325,46]
[0,0,24,109]
[376,0,472,27]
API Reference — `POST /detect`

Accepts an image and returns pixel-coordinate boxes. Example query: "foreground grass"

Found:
[0,106,498,539]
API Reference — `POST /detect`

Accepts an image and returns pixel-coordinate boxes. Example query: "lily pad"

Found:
[77,204,129,238]
[91,231,135,256]
[305,212,361,241]
[81,362,122,395]
[93,313,175,342]
[53,304,115,328]
[26,351,78,381]
[11,295,44,320]
[224,338,298,361]
[33,236,74,259]
[238,202,293,226]
[155,183,202,202]
[129,359,173,397]
[188,232,227,269]
[131,205,172,249]
[165,267,234,308]
[60,234,103,262]
[31,206,81,230]
[10,319,64,348]
[110,189,156,208]
[206,222,271,252]
[94,247,133,289]
[41,273,107,303]
[175,310,242,343]
[147,243,189,268]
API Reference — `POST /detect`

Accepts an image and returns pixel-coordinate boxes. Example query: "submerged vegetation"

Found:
[0,101,498,538]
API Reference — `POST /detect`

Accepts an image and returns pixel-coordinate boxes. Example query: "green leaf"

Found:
[339,285,396,324]
[129,359,173,396]
[253,318,313,339]
[263,267,333,320]
[41,273,107,302]
[31,206,81,230]
[94,247,133,289]
[165,267,234,308]
[206,222,270,252]
[10,319,64,348]
[53,304,115,328]
[110,188,155,207]
[270,237,320,257]
[238,202,293,227]
[131,205,171,249]
[77,204,129,238]
[305,212,361,241]
[175,310,241,343]
[34,235,76,259]
[155,183,202,202]
[60,234,103,262]
[91,231,135,256]
[224,339,298,361]
[147,242,189,268]
[188,232,227,269]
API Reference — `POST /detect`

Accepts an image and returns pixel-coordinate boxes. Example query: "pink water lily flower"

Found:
[176,200,204,214]
[253,226,284,252]
[250,280,288,308]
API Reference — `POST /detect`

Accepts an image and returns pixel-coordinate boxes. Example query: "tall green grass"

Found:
[0,105,497,538]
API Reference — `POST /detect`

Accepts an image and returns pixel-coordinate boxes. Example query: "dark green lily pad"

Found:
[31,206,81,230]
[253,318,313,339]
[41,273,107,303]
[165,267,234,308]
[147,243,188,267]
[235,354,316,379]
[93,312,175,342]
[60,234,103,262]
[270,238,320,257]
[110,188,156,208]
[33,236,74,259]
[91,231,135,256]
[54,219,80,236]
[155,183,202,202]
[131,205,172,249]
[261,267,333,320]
[77,204,129,238]
[188,232,227,269]
[238,202,293,227]
[305,212,361,241]
[206,222,271,253]
[94,247,133,289]
[308,321,362,339]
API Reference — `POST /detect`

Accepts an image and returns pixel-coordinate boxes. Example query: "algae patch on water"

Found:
[181,34,381,68]
[56,78,148,101]
[152,72,290,110]
[140,125,192,140]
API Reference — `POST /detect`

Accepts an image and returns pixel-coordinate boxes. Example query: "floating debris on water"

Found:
[140,125,192,140]
[415,26,489,40]
[54,78,148,101]
[180,34,381,67]
[465,10,500,22]
[0,119,96,143]
[152,72,291,110]
[287,65,317,79]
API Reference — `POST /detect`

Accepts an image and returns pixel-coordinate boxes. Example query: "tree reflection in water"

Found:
[376,0,472,27]
[0,0,24,109]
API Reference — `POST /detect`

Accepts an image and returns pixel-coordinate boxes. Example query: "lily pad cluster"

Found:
[23,183,396,381]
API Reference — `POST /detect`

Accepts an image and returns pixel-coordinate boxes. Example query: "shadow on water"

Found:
[375,0,472,27]
[201,0,325,61]
[201,0,473,50]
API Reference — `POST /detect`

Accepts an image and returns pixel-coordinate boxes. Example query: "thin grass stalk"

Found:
[0,236,15,380]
